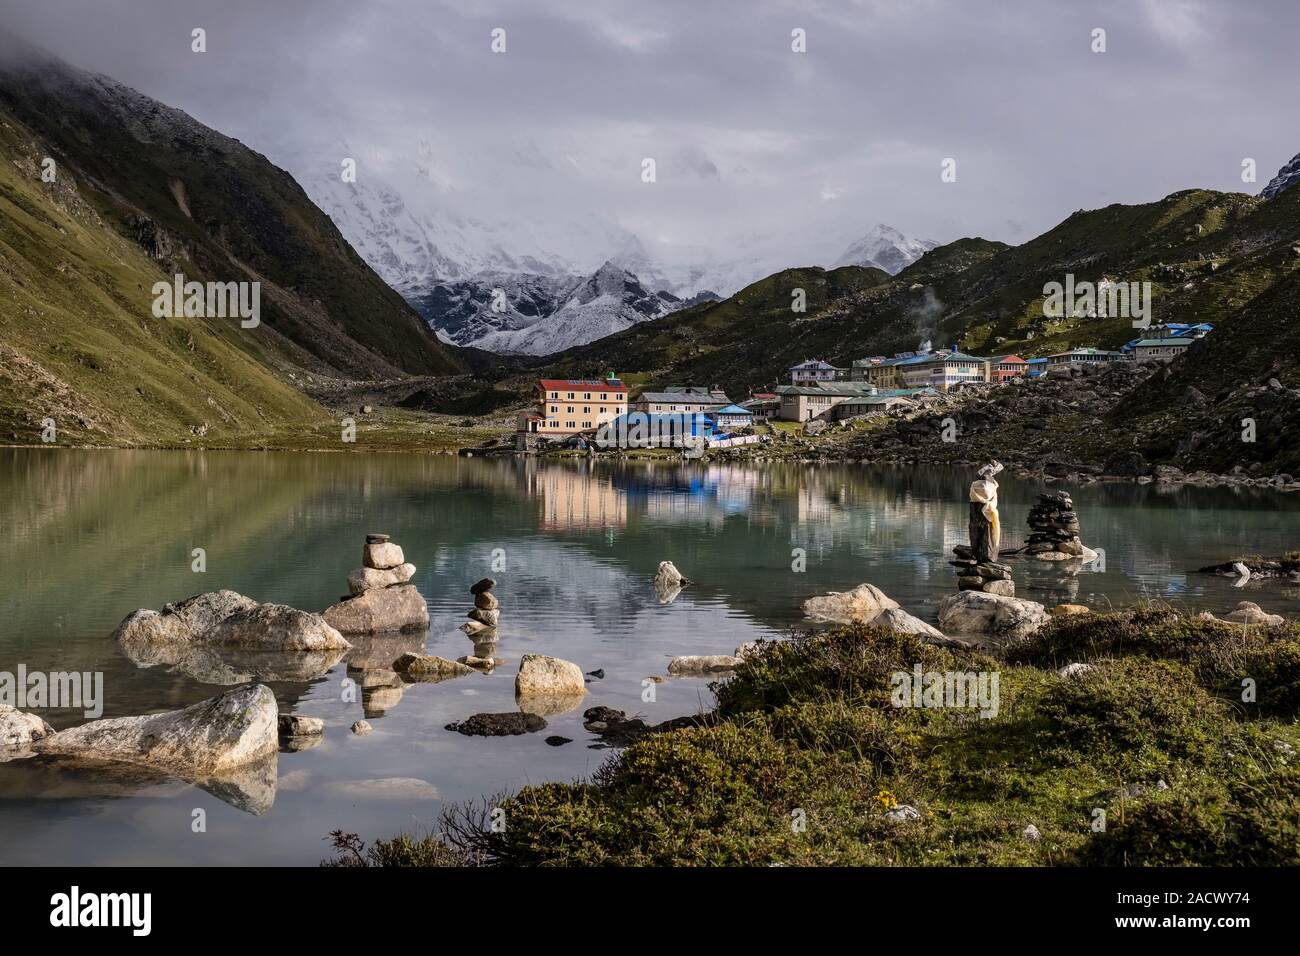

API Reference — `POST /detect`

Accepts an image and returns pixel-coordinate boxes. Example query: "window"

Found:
[550,405,557,413]
[567,392,574,399]
[567,406,574,413]
[583,406,590,414]
[584,393,591,400]
[549,391,558,399]
[583,421,592,429]
[600,393,607,400]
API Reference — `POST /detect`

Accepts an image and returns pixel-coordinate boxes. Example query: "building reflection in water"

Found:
[526,462,628,531]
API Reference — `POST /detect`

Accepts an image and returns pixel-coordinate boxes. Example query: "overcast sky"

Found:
[2,0,1297,268]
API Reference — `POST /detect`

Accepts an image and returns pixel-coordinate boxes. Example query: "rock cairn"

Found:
[950,461,1015,597]
[951,549,1015,596]
[461,577,499,636]
[1024,491,1086,560]
[322,534,429,635]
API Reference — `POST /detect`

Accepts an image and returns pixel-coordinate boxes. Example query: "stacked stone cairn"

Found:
[461,578,499,637]
[1024,491,1086,560]
[951,546,1015,597]
[322,534,429,635]
[950,461,1014,597]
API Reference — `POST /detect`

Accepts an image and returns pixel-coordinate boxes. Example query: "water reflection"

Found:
[4,449,1300,863]
[0,752,278,816]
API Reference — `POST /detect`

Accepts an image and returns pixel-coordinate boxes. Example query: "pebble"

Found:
[351,720,372,736]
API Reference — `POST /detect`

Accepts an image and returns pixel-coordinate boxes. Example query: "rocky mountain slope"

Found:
[1261,150,1300,200]
[0,34,462,382]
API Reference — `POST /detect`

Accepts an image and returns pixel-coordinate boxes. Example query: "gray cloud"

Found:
[2,0,1297,270]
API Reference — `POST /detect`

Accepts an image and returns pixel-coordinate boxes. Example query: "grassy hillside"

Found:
[0,110,328,446]
[537,179,1297,394]
[0,36,463,381]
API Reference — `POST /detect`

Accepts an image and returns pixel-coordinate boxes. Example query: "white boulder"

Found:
[32,684,279,777]
[667,655,743,675]
[938,590,1049,640]
[516,654,586,698]
[323,585,429,635]
[802,583,899,624]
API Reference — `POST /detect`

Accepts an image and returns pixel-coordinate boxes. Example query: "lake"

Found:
[2,448,1298,864]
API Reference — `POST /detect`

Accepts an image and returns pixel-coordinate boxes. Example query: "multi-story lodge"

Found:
[789,359,844,385]
[1046,348,1130,368]
[854,354,917,389]
[631,386,732,415]
[522,374,628,438]
[897,350,989,391]
[775,381,918,422]
[986,354,1029,383]
[1132,337,1195,363]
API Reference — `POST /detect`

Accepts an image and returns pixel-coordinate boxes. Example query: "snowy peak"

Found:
[832,224,939,274]
[411,260,683,356]
[1261,151,1300,200]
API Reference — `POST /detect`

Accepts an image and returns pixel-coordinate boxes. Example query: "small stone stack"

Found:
[950,547,1015,597]
[1024,491,1086,559]
[461,578,499,636]
[322,534,430,635]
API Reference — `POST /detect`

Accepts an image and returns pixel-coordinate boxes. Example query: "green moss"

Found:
[1009,609,1300,716]
[347,611,1300,867]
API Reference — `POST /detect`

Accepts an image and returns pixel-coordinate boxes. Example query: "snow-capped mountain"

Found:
[296,156,932,354]
[468,261,681,356]
[832,224,939,274]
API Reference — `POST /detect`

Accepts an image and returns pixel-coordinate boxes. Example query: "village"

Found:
[514,322,1213,451]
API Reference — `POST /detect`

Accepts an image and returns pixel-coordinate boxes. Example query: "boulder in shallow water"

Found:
[667,655,743,675]
[112,590,348,653]
[323,585,429,635]
[445,712,546,736]
[32,684,278,776]
[207,604,349,651]
[516,654,586,698]
[0,705,54,759]
[938,590,1048,640]
[802,583,899,625]
[392,653,473,679]
[112,589,258,644]
[654,561,686,590]
[278,714,324,737]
